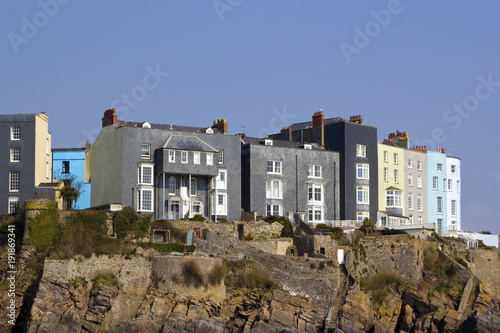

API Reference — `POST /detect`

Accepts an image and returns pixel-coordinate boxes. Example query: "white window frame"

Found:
[417,161,422,170]
[9,171,19,192]
[408,174,413,186]
[267,160,282,174]
[383,168,388,182]
[356,163,369,180]
[215,193,227,216]
[383,150,388,163]
[356,185,369,204]
[357,211,370,223]
[307,183,323,203]
[433,177,438,190]
[206,153,213,165]
[193,152,200,165]
[408,193,413,210]
[437,218,443,234]
[356,144,366,157]
[447,179,452,191]
[10,148,20,163]
[417,194,423,212]
[437,163,443,173]
[308,205,324,222]
[409,214,413,225]
[408,159,413,168]
[451,165,456,174]
[417,176,422,188]
[451,200,456,216]
[218,149,224,164]
[393,153,398,164]
[62,161,70,174]
[437,197,443,214]
[386,190,402,208]
[137,188,154,212]
[138,164,153,185]
[308,165,322,178]
[190,177,197,196]
[266,204,282,217]
[457,180,460,192]
[418,216,423,224]
[141,144,151,159]
[8,196,19,214]
[168,150,175,163]
[10,126,21,140]
[168,176,176,195]
[266,180,283,199]
[181,151,188,164]
[216,169,227,190]
[394,170,399,183]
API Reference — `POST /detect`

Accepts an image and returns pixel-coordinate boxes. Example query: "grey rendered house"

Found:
[241,136,340,224]
[91,109,241,222]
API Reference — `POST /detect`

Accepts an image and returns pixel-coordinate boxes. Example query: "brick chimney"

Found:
[349,115,363,124]
[102,108,117,128]
[212,118,228,134]
[312,111,324,127]
[281,126,292,141]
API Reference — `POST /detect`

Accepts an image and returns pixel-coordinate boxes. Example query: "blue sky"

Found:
[1,1,500,234]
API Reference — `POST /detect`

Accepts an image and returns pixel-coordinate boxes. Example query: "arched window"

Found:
[190,177,197,196]
[168,176,176,195]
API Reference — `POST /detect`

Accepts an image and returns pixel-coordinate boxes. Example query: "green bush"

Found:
[191,214,204,221]
[362,272,403,309]
[207,263,226,285]
[113,207,150,239]
[92,270,119,288]
[280,219,294,238]
[242,234,254,241]
[380,229,408,235]
[424,247,465,295]
[223,259,277,291]
[28,202,60,255]
[182,259,205,287]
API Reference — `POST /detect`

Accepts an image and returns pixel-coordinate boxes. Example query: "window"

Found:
[409,214,413,225]
[9,171,19,192]
[357,185,369,204]
[408,174,413,186]
[308,165,322,178]
[408,193,413,210]
[62,161,70,173]
[137,188,153,212]
[451,200,457,216]
[308,206,324,222]
[417,161,422,170]
[443,179,447,191]
[266,204,282,216]
[383,168,388,182]
[408,159,413,168]
[433,177,438,190]
[192,201,202,214]
[190,178,197,196]
[206,153,213,165]
[138,165,153,185]
[380,216,387,227]
[168,176,176,195]
[10,148,20,162]
[218,149,224,164]
[141,144,150,159]
[437,163,443,172]
[383,150,388,162]
[307,184,323,202]
[418,216,422,224]
[437,219,443,234]
[215,193,227,215]
[457,180,460,192]
[437,197,443,214]
[46,139,49,155]
[46,162,49,179]
[394,170,399,183]
[386,190,402,208]
[168,150,175,162]
[8,196,19,214]
[264,139,273,146]
[447,179,452,191]
[10,126,21,140]
[267,161,282,174]
[356,144,366,157]
[181,151,188,163]
[216,169,227,190]
[417,176,422,188]
[393,153,398,164]
[266,180,282,199]
[356,164,369,179]
[451,165,456,174]
[417,194,422,211]
[450,221,456,231]
[193,152,200,164]
[357,211,370,223]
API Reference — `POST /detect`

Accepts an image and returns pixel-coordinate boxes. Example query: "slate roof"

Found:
[162,135,218,152]
[117,120,222,134]
[381,139,407,149]
[289,117,345,131]
[241,136,326,151]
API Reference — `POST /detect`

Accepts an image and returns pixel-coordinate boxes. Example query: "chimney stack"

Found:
[102,108,117,128]
[349,115,363,124]
[281,126,293,141]
[212,118,228,134]
[312,111,324,127]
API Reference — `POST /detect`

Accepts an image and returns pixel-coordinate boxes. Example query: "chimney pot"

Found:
[102,108,117,128]
[312,111,324,127]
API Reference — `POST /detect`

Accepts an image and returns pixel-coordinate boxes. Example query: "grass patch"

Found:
[182,259,205,287]
[207,263,226,285]
[362,272,403,310]
[92,270,119,288]
[113,206,151,240]
[423,247,465,295]
[223,259,277,291]
[455,257,469,269]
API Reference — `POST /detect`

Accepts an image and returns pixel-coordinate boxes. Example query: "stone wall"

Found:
[469,248,500,299]
[313,234,341,258]
[245,238,293,255]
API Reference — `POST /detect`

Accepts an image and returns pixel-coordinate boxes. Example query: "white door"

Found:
[337,248,345,265]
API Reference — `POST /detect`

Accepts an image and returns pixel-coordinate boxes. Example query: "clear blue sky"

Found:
[1,1,499,234]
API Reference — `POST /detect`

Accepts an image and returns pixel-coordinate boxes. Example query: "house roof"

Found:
[117,120,223,134]
[162,135,218,152]
[241,136,326,150]
[288,117,345,131]
[381,139,407,149]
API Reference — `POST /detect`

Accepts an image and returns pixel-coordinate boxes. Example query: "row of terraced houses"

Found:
[0,110,461,235]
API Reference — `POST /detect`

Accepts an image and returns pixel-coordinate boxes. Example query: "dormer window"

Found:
[265,139,273,146]
[142,121,151,128]
[299,143,312,150]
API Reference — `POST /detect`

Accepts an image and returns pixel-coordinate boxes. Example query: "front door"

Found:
[167,200,180,220]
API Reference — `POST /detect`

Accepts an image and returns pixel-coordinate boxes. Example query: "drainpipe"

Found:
[163,173,165,219]
[215,173,218,223]
[189,174,192,218]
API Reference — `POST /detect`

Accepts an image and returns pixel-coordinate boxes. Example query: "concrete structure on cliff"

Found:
[241,136,340,224]
[0,112,52,213]
[91,109,242,222]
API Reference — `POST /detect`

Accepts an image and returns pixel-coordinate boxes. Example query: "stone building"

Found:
[91,109,241,222]
[241,136,340,224]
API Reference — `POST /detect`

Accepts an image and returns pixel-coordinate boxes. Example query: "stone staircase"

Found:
[324,264,349,332]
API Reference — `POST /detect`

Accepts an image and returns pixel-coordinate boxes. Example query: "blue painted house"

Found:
[427,149,447,234]
[52,143,91,209]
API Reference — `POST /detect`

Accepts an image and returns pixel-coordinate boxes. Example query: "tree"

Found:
[60,185,80,210]
[53,172,86,209]
[360,217,375,235]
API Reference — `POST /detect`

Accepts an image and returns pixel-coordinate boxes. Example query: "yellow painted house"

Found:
[377,138,409,228]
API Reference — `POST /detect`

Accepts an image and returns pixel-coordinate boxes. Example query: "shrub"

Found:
[280,219,294,238]
[113,207,150,239]
[380,229,408,236]
[28,202,60,255]
[363,272,403,309]
[182,259,204,287]
[240,212,254,222]
[222,259,277,291]
[191,214,204,221]
[207,263,226,285]
[92,270,119,288]
[242,234,254,241]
